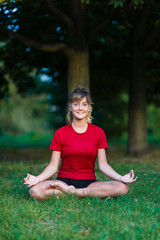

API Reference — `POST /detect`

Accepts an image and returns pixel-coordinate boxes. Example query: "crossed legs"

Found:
[29,180,129,200]
[29,180,67,200]
[53,180,129,198]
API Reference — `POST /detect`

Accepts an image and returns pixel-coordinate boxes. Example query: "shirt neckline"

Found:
[70,123,89,135]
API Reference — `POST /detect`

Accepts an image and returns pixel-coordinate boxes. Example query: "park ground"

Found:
[0,144,160,240]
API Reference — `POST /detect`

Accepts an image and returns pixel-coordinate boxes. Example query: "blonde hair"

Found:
[66,88,93,124]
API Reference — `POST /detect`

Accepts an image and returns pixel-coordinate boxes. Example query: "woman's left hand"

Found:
[120,170,138,183]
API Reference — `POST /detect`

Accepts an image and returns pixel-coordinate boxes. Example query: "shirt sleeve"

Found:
[50,130,62,151]
[97,128,108,149]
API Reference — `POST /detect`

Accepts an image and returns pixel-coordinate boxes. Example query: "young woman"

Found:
[24,88,137,200]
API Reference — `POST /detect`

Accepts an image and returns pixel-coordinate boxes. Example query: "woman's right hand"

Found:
[24,173,40,187]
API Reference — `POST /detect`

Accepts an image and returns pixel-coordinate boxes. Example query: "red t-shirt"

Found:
[50,123,108,180]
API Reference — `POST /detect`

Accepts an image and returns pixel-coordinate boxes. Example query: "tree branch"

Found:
[88,7,119,43]
[0,27,68,53]
[45,0,74,31]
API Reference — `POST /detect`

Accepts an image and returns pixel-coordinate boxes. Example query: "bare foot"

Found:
[51,182,76,194]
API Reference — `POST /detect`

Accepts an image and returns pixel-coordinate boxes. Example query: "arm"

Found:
[24,151,61,187]
[97,149,137,183]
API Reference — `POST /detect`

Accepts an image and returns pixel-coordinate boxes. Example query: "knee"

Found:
[29,186,41,199]
[116,182,129,196]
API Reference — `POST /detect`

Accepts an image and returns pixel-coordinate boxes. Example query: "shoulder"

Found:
[54,124,71,136]
[89,124,107,141]
[89,124,108,148]
[89,124,105,134]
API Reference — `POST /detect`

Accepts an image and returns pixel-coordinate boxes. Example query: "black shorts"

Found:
[57,177,97,189]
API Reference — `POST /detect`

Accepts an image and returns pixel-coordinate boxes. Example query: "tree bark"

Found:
[128,45,148,155]
[67,48,90,93]
[127,4,152,155]
[0,0,117,96]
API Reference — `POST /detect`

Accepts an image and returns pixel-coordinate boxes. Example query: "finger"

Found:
[26,173,31,180]
[24,178,29,183]
[27,173,31,180]
[129,170,133,179]
[24,182,29,185]
[24,175,29,180]
[129,170,132,178]
[131,176,138,182]
[24,180,31,184]
[131,170,135,179]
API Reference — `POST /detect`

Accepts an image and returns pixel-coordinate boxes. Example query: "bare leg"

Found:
[53,181,129,198]
[53,181,76,193]
[28,180,69,200]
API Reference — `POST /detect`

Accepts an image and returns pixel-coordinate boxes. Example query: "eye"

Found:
[74,103,78,106]
[83,103,87,106]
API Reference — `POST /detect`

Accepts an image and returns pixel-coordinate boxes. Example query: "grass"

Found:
[0,145,160,240]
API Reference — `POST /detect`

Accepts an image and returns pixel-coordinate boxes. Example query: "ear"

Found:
[69,104,72,112]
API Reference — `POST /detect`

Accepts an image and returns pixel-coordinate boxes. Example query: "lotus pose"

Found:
[24,88,137,200]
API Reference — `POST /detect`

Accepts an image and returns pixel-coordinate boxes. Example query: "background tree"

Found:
[0,0,127,132]
[0,0,143,93]
[0,0,119,93]
[1,0,160,155]
[126,1,160,154]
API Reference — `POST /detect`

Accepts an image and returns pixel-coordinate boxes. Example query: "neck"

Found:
[72,119,88,133]
[72,119,87,128]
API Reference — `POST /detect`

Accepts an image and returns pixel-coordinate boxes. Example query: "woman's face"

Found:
[70,97,90,121]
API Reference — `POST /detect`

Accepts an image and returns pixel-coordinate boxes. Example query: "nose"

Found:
[79,104,83,110]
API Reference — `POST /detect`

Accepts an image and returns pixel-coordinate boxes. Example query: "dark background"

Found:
[0,0,160,153]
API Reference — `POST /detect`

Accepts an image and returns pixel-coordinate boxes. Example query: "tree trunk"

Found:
[127,46,148,155]
[127,3,151,155]
[67,48,90,93]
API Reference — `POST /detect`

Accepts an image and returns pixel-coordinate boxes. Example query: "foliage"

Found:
[108,0,144,8]
[1,80,160,143]
[0,0,149,99]
[0,133,53,147]
[0,0,160,142]
[147,104,160,139]
[0,146,160,239]
[0,80,51,135]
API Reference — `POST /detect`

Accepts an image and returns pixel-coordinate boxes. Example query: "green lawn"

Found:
[0,146,159,240]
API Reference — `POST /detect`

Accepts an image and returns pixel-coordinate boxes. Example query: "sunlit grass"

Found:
[0,146,160,240]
